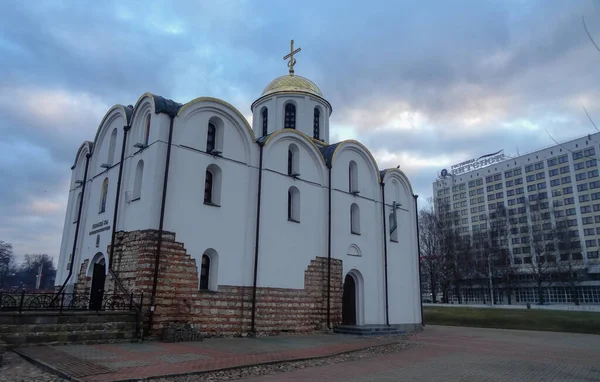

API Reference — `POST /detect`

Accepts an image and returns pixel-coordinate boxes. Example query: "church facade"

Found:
[56,53,422,336]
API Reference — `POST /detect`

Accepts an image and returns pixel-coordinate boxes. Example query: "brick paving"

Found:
[10,326,600,381]
[13,333,401,381]
[236,326,600,381]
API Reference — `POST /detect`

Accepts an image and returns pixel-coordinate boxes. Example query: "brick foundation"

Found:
[85,229,343,337]
[74,259,90,296]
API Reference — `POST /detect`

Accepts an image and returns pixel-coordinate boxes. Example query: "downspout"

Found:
[148,116,175,334]
[56,152,91,297]
[251,144,264,334]
[381,182,390,326]
[109,125,130,270]
[414,194,424,327]
[327,165,332,329]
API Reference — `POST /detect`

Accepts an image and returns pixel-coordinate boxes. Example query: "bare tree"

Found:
[554,219,585,305]
[522,200,561,304]
[17,254,56,290]
[419,199,443,303]
[0,241,14,289]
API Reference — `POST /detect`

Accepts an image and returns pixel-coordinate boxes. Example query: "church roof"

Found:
[261,75,323,97]
[152,94,183,117]
[319,143,342,168]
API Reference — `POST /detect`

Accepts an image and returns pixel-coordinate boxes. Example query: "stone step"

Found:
[3,328,137,347]
[0,321,136,334]
[333,325,406,336]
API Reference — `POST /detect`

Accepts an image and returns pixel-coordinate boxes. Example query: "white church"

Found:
[56,42,422,336]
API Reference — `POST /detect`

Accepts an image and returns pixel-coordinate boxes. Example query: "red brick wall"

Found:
[100,229,343,337]
[74,259,90,295]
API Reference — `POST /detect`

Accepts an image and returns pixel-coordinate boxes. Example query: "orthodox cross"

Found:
[283,39,301,76]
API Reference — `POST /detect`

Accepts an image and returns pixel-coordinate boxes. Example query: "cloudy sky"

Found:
[1,0,600,263]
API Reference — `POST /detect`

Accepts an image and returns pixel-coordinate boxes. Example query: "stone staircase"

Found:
[0,311,139,348]
[333,324,406,336]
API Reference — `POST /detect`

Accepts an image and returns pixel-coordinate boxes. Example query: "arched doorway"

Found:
[342,274,356,325]
[89,253,106,311]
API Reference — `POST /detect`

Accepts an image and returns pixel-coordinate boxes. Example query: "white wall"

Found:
[258,133,328,288]
[384,172,421,326]
[252,94,331,143]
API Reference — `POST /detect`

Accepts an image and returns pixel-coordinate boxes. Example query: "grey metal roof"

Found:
[152,94,183,117]
[319,142,341,168]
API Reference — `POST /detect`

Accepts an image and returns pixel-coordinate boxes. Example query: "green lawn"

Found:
[423,305,600,335]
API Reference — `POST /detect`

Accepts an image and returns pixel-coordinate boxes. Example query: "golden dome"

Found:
[261,75,323,97]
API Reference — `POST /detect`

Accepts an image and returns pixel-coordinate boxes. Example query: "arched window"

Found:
[349,161,358,193]
[206,122,216,153]
[313,107,320,140]
[204,164,222,206]
[351,203,360,234]
[73,192,82,223]
[204,170,213,203]
[133,160,144,200]
[144,114,151,146]
[284,103,296,129]
[288,186,300,222]
[389,212,398,242]
[262,107,268,136]
[198,248,219,291]
[99,178,109,213]
[288,144,299,176]
[108,128,117,165]
[199,254,210,290]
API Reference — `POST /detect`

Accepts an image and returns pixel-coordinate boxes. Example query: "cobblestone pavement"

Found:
[234,326,600,382]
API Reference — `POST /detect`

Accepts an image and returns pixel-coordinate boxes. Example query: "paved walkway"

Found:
[13,326,600,381]
[238,326,600,381]
[14,333,401,381]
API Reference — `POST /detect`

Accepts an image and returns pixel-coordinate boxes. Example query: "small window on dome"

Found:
[313,107,320,140]
[284,103,296,129]
[262,107,268,136]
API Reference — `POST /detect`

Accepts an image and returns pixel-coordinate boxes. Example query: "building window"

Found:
[144,114,151,146]
[206,122,216,153]
[351,203,360,234]
[288,186,300,222]
[73,192,82,223]
[108,128,117,166]
[287,144,299,176]
[349,160,358,193]
[313,107,320,140]
[199,254,210,290]
[261,107,268,136]
[99,178,109,213]
[284,103,296,129]
[132,160,144,200]
[204,164,222,206]
[389,212,398,242]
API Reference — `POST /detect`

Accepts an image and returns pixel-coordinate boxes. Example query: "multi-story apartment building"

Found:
[432,133,600,305]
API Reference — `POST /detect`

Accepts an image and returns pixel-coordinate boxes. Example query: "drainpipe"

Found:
[414,194,424,327]
[148,116,175,334]
[56,152,91,297]
[109,125,130,270]
[381,182,390,326]
[327,165,332,329]
[251,144,264,334]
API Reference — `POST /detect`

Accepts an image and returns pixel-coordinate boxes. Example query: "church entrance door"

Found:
[342,274,356,325]
[89,261,106,311]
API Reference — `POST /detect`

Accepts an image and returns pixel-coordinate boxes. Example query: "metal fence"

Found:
[0,291,143,313]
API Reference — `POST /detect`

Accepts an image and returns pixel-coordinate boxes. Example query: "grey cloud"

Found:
[1,0,600,262]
